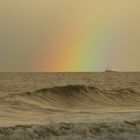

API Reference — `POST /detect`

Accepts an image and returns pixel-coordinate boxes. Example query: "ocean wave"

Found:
[0,120,140,140]
[1,85,140,111]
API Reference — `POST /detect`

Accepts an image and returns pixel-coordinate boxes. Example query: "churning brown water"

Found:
[0,72,140,139]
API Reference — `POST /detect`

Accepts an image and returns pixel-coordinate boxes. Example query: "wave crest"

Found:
[1,85,140,111]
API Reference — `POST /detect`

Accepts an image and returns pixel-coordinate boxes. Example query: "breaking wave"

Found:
[1,85,140,111]
[1,85,140,139]
[0,120,140,140]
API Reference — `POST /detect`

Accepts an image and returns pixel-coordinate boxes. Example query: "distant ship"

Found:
[105,67,116,72]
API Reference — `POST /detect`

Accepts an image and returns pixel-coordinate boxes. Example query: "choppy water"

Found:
[0,72,140,126]
[0,72,140,96]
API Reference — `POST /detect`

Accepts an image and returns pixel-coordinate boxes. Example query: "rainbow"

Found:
[35,5,114,72]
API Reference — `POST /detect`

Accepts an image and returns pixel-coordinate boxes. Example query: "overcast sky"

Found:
[0,0,140,72]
